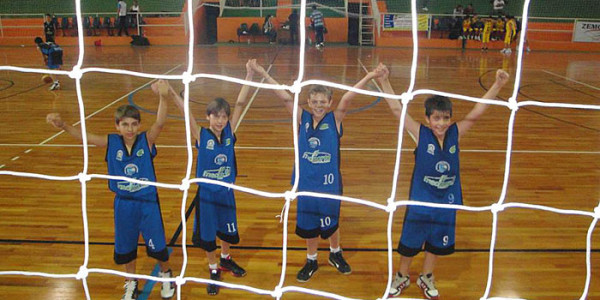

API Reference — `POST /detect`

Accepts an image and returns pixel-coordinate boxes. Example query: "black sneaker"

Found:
[296,259,318,282]
[219,257,247,277]
[328,251,351,274]
[207,269,221,296]
[121,279,139,300]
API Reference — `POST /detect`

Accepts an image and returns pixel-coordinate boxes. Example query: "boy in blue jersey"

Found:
[46,80,175,300]
[167,60,255,295]
[249,60,385,282]
[35,36,62,90]
[377,66,509,299]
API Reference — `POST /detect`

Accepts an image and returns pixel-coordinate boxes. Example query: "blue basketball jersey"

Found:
[410,123,462,205]
[106,132,157,199]
[294,110,342,194]
[195,122,237,192]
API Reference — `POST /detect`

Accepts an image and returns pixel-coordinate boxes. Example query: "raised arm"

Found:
[146,79,169,147]
[376,64,420,143]
[333,64,383,125]
[46,113,107,147]
[167,81,200,142]
[230,59,255,131]
[457,69,509,137]
[248,59,300,122]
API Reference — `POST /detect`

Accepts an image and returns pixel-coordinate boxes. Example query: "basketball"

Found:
[41,75,52,83]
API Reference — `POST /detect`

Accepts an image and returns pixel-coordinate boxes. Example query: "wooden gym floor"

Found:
[0,44,599,300]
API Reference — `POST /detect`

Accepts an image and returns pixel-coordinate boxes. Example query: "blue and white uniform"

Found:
[398,123,462,256]
[192,123,239,252]
[106,132,168,264]
[294,110,342,239]
[38,42,62,69]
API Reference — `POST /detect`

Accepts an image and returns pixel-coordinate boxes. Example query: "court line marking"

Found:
[0,143,598,154]
[542,70,600,92]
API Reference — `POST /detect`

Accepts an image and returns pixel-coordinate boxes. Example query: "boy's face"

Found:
[116,117,140,143]
[425,110,452,139]
[207,110,229,136]
[307,93,332,120]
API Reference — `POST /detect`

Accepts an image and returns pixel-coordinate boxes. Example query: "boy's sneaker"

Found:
[207,269,221,296]
[296,259,318,282]
[389,272,410,297]
[158,269,175,299]
[220,257,247,277]
[417,274,439,300]
[49,81,60,91]
[328,251,351,274]
[121,279,139,300]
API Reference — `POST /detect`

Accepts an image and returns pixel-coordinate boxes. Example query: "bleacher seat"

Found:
[237,23,251,42]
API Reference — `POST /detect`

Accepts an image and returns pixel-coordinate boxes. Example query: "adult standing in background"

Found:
[288,9,299,45]
[117,0,129,36]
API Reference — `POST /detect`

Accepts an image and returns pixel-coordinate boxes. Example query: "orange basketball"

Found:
[42,75,52,83]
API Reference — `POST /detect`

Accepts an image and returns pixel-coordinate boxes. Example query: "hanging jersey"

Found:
[106,132,157,199]
[196,122,237,192]
[410,124,462,206]
[294,110,342,194]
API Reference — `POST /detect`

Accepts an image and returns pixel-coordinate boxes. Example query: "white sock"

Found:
[307,253,317,261]
[330,247,341,253]
[221,253,230,259]
[209,263,218,270]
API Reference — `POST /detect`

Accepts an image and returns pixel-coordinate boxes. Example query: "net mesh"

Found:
[0,0,599,299]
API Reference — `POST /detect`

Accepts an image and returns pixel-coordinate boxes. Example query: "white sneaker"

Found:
[417,274,439,300]
[121,280,139,300]
[49,81,60,91]
[389,272,410,297]
[158,269,175,299]
[505,48,512,54]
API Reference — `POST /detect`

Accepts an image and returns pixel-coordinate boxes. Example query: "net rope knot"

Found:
[386,197,397,213]
[594,206,600,219]
[270,287,283,299]
[78,173,91,183]
[283,190,295,202]
[181,71,194,85]
[507,97,519,111]
[175,275,186,286]
[69,66,83,80]
[179,178,191,191]
[400,92,413,105]
[491,203,505,214]
[289,81,302,95]
[76,266,88,280]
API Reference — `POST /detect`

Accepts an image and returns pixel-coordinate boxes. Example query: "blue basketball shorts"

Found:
[113,195,167,258]
[295,194,341,239]
[398,206,456,256]
[193,186,239,252]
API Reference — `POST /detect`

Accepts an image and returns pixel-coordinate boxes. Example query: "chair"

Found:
[237,23,250,42]
[71,16,79,36]
[249,23,260,41]
[83,16,91,36]
[103,17,114,36]
[92,16,101,36]
[61,17,69,36]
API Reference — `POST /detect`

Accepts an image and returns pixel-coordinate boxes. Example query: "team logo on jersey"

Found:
[449,145,456,154]
[124,163,139,176]
[214,154,228,166]
[427,144,435,155]
[203,167,231,180]
[448,193,455,204]
[136,149,144,157]
[308,137,321,149]
[435,161,451,173]
[302,150,331,164]
[423,174,456,189]
[225,138,231,146]
[319,124,329,130]
[207,139,215,150]
[116,150,123,161]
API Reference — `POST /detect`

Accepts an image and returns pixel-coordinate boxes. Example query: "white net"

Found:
[0,0,599,299]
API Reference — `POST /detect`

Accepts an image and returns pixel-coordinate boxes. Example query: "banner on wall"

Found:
[573,20,600,42]
[383,14,429,31]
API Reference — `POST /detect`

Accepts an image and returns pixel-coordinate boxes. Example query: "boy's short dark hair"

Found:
[45,13,51,17]
[206,97,231,117]
[34,37,43,44]
[424,95,452,117]
[308,85,333,101]
[312,4,317,10]
[115,105,141,124]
